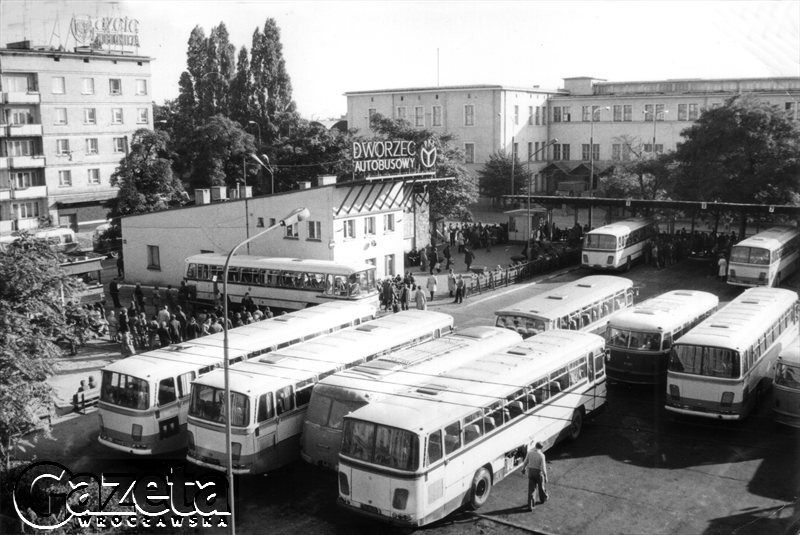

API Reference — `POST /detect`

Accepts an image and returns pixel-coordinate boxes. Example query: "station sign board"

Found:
[352,139,437,176]
[70,14,141,51]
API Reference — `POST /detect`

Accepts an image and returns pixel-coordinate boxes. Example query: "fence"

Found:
[463,248,581,297]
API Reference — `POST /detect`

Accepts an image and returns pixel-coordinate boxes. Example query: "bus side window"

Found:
[275,386,294,415]
[158,377,177,406]
[532,378,549,404]
[443,421,461,454]
[177,371,195,399]
[602,299,612,317]
[187,264,196,278]
[594,352,606,379]
[427,430,443,465]
[257,393,275,422]
[662,333,673,351]
[295,385,313,408]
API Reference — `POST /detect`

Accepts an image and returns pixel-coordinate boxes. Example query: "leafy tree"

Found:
[368,114,478,219]
[188,115,256,191]
[0,235,87,469]
[601,136,675,199]
[478,150,531,201]
[272,120,354,190]
[229,46,254,127]
[671,94,800,205]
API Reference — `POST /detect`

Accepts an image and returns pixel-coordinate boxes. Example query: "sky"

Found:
[2,0,799,119]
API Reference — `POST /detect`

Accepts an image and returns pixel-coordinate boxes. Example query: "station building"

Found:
[346,76,800,197]
[0,39,152,235]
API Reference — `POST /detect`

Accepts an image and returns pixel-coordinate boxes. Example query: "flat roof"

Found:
[345,84,563,96]
[0,47,152,61]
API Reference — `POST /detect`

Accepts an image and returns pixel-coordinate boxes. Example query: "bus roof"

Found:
[101,301,376,381]
[185,254,375,274]
[346,330,605,432]
[732,226,800,251]
[495,275,633,320]
[585,218,652,237]
[192,310,455,394]
[673,287,799,351]
[608,290,719,332]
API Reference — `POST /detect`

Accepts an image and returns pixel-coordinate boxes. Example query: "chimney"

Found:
[318,175,337,186]
[298,181,312,190]
[195,189,210,205]
[228,187,239,200]
[239,185,253,198]
[210,186,227,201]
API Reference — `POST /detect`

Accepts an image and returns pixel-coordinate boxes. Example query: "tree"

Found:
[229,46,254,127]
[0,235,87,469]
[188,115,256,191]
[671,94,800,205]
[601,136,675,200]
[271,120,353,191]
[368,114,478,219]
[478,150,531,202]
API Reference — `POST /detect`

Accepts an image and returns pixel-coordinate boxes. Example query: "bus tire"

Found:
[568,409,584,441]
[625,257,631,272]
[469,467,492,510]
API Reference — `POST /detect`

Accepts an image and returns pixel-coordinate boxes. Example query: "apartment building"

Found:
[0,40,152,235]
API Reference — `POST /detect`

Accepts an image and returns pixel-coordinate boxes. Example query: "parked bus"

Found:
[727,226,800,287]
[301,326,523,470]
[495,275,635,338]
[581,218,655,271]
[184,254,379,311]
[772,334,800,428]
[97,301,376,455]
[186,310,454,475]
[666,287,799,420]
[337,329,607,526]
[605,290,719,384]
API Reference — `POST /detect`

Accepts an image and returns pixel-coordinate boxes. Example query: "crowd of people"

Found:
[643,228,739,270]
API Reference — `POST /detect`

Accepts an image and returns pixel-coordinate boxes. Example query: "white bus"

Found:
[186,310,454,475]
[605,290,719,384]
[727,226,800,287]
[184,254,379,311]
[495,275,635,338]
[337,329,607,527]
[301,326,523,470]
[666,287,799,420]
[582,218,655,271]
[97,301,377,455]
[772,334,800,428]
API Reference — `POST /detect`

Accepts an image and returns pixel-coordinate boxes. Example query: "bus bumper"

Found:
[337,497,419,527]
[97,435,153,455]
[664,404,742,420]
[186,450,255,475]
[772,410,800,429]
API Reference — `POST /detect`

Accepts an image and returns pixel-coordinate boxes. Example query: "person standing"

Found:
[443,244,452,270]
[134,283,145,313]
[414,285,427,310]
[186,316,201,340]
[447,269,457,298]
[109,278,122,309]
[521,442,549,511]
[454,275,465,304]
[400,282,411,311]
[426,273,438,302]
[428,247,439,275]
[464,247,475,272]
[717,255,728,281]
[151,285,162,313]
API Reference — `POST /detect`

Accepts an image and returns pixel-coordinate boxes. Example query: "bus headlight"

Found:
[605,350,611,363]
[759,272,766,281]
[231,442,242,461]
[131,424,142,441]
[582,254,588,264]
[720,392,734,408]
[393,488,409,510]
[668,384,680,401]
[607,256,613,265]
[339,472,350,496]
[729,269,736,278]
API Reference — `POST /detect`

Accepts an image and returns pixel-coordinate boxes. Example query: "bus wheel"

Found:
[568,409,584,441]
[469,467,492,510]
[625,257,631,272]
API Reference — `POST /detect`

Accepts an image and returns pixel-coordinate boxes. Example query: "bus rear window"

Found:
[668,345,740,379]
[584,234,617,250]
[189,384,250,427]
[341,419,419,471]
[776,363,800,389]
[730,246,770,265]
[495,315,546,338]
[607,327,662,351]
[101,371,149,410]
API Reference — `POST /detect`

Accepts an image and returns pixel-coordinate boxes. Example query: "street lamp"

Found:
[249,153,275,195]
[525,139,559,260]
[221,206,309,535]
[246,120,261,150]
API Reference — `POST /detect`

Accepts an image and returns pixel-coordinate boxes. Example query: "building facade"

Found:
[121,177,428,286]
[0,40,152,235]
[346,76,800,196]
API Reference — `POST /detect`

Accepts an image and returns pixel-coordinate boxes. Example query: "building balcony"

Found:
[9,155,46,168]
[0,189,10,201]
[7,123,42,137]
[7,185,48,200]
[2,91,41,105]
[0,157,7,170]
[0,220,13,234]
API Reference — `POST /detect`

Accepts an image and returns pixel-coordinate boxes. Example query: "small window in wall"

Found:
[87,168,100,185]
[56,139,70,155]
[464,143,475,164]
[82,77,95,95]
[343,219,355,239]
[52,77,65,94]
[58,170,72,187]
[285,222,299,239]
[257,217,265,228]
[137,108,149,124]
[54,107,68,125]
[432,105,442,126]
[135,79,148,96]
[364,216,376,236]
[112,108,123,124]
[147,245,161,270]
[113,137,126,153]
[464,104,475,126]
[384,254,395,277]
[85,138,98,155]
[83,108,96,124]
[308,220,321,240]
[109,78,122,95]
[383,213,395,232]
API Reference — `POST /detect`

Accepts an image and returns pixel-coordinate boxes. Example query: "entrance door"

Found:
[59,214,78,232]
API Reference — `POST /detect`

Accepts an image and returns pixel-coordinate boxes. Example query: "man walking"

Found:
[426,273,438,302]
[521,442,548,511]
[109,278,122,309]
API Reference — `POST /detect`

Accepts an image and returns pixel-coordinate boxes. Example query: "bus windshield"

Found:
[341,419,419,471]
[496,315,547,338]
[729,246,771,265]
[189,384,250,427]
[101,370,149,410]
[668,345,740,379]
[776,363,800,389]
[306,394,367,429]
[607,327,662,351]
[584,234,618,250]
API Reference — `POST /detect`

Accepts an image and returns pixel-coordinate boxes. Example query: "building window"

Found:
[343,219,355,239]
[13,202,39,219]
[113,137,126,153]
[432,105,442,126]
[464,143,475,164]
[582,106,591,122]
[613,105,622,122]
[137,108,149,124]
[87,168,100,185]
[135,79,147,96]
[528,106,534,125]
[52,77,65,94]
[85,138,98,155]
[688,103,698,121]
[307,220,321,240]
[535,107,540,125]
[622,144,632,161]
[269,218,276,227]
[4,74,36,92]
[147,245,161,270]
[513,105,519,125]
[56,139,70,156]
[82,77,95,95]
[553,107,561,123]
[612,144,621,161]
[54,108,67,125]
[364,216,376,236]
[109,78,122,95]
[112,108,123,124]
[553,106,570,123]
[284,222,299,238]
[396,106,406,120]
[623,105,632,122]
[384,254,395,277]
[383,213,395,232]
[540,106,547,125]
[464,104,475,126]
[12,171,37,188]
[83,108,96,125]
[678,103,687,121]
[582,144,590,161]
[527,142,533,162]
[256,217,265,228]
[534,141,540,161]
[9,108,33,125]
[553,143,570,161]
[414,106,424,127]
[592,144,599,161]
[58,170,72,187]
[7,140,32,156]
[368,108,376,119]
[644,104,666,122]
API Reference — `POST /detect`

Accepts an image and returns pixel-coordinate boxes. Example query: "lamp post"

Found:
[525,139,559,260]
[645,106,668,157]
[588,106,609,229]
[221,207,309,535]
[247,120,261,149]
